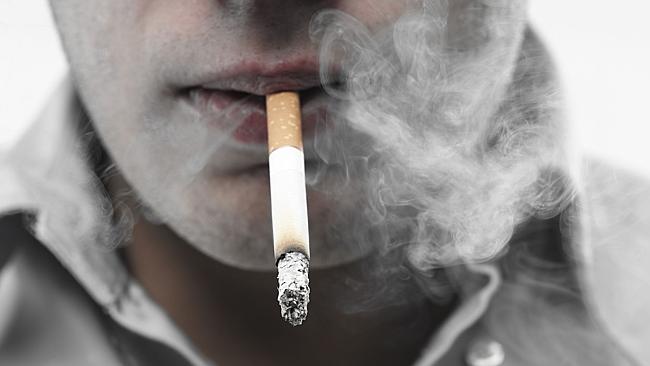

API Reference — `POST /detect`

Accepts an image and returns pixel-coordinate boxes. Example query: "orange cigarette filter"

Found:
[266,92,303,153]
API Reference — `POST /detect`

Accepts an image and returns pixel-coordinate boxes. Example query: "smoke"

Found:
[301,4,641,364]
[306,0,573,275]
[290,4,650,364]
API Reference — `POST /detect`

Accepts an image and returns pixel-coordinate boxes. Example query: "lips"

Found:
[180,59,340,145]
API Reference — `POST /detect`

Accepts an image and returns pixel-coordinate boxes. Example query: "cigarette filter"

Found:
[266,91,310,326]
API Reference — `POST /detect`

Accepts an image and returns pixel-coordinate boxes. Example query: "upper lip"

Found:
[187,58,342,96]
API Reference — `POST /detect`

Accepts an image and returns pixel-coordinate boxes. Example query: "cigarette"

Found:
[266,91,310,326]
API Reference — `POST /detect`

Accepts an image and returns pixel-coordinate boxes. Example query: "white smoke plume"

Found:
[306,0,573,274]
[294,3,645,364]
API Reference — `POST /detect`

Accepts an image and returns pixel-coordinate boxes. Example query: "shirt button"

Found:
[465,338,505,366]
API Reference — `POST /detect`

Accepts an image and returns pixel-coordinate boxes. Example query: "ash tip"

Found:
[279,288,309,326]
[277,251,310,326]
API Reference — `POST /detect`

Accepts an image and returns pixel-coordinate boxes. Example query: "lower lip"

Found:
[188,88,325,145]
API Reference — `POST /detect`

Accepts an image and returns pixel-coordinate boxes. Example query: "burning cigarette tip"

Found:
[277,251,310,326]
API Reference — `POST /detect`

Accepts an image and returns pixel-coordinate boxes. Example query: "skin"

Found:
[47,0,517,364]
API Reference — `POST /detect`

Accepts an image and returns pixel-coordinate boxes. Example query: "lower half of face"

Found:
[50,0,552,271]
[49,0,423,270]
[117,129,382,271]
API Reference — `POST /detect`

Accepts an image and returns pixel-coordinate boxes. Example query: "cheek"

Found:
[135,1,217,36]
[52,1,136,64]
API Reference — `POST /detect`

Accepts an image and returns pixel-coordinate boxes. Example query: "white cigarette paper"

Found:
[269,146,310,258]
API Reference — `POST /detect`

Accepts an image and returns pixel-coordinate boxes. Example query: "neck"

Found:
[122,215,456,366]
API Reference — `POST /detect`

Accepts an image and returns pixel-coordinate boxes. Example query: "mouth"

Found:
[186,85,327,145]
[179,60,342,146]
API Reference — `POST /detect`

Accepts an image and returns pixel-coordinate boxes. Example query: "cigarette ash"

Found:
[277,251,310,326]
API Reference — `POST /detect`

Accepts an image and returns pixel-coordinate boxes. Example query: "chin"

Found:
[129,150,377,271]
[158,189,373,271]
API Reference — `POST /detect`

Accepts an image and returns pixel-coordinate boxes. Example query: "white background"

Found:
[1,1,649,177]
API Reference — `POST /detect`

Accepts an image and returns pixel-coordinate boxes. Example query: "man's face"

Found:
[50,1,541,271]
